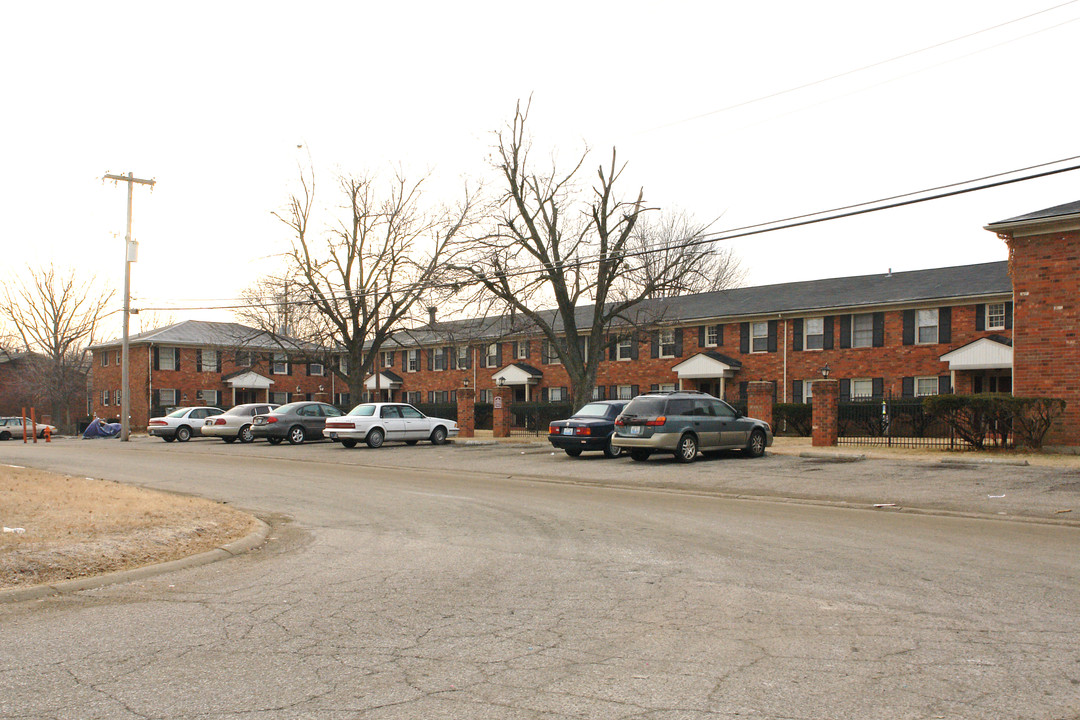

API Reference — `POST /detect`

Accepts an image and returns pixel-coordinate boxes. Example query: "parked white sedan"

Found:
[147,406,224,442]
[202,403,278,443]
[0,416,58,440]
[324,402,458,449]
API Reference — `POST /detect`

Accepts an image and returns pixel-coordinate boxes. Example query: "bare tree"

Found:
[266,166,480,404]
[0,265,115,429]
[618,209,744,298]
[456,100,733,409]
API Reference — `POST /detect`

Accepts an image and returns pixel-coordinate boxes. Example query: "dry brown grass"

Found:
[0,466,256,589]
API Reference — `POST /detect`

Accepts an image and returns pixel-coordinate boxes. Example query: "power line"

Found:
[644,0,1080,133]
[135,153,1080,314]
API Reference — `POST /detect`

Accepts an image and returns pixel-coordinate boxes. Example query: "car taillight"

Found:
[575,427,591,436]
[148,420,167,426]
[214,418,227,425]
[325,421,353,429]
[614,418,625,426]
[266,416,278,423]
[645,416,667,426]
[549,424,559,434]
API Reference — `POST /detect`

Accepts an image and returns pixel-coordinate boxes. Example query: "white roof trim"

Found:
[672,353,739,379]
[492,365,541,386]
[364,372,403,390]
[225,371,275,389]
[939,338,1013,370]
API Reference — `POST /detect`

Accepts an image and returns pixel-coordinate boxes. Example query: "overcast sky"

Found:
[3,1,1078,335]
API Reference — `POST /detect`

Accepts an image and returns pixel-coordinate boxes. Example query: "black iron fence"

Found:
[837,394,974,449]
[508,401,574,437]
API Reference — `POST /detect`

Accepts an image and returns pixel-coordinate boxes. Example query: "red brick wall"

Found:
[812,380,839,446]
[1005,229,1080,445]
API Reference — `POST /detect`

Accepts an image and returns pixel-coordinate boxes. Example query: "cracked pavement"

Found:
[1,439,1078,719]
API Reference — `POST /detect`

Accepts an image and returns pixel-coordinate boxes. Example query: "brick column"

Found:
[456,385,476,438]
[492,386,512,439]
[747,381,774,428]
[811,379,839,447]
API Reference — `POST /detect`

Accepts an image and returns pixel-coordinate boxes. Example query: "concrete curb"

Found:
[0,517,270,604]
[798,451,867,463]
[939,457,1030,467]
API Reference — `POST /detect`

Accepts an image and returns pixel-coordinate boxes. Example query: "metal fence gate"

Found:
[509,402,574,437]
[837,394,972,449]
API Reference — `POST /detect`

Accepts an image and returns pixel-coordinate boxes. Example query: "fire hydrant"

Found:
[44,426,51,443]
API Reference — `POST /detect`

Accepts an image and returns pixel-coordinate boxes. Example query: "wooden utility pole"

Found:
[104,171,155,441]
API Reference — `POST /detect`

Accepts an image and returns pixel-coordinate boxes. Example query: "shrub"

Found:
[923,394,1065,450]
[774,403,812,436]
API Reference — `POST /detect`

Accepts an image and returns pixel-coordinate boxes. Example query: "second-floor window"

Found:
[201,350,218,371]
[101,353,109,367]
[433,347,447,371]
[705,325,719,347]
[659,330,677,358]
[158,347,177,371]
[750,323,769,353]
[485,343,499,368]
[804,318,824,350]
[516,341,528,360]
[617,336,633,360]
[382,351,394,368]
[272,353,288,375]
[852,314,874,348]
[407,349,420,372]
[457,345,470,368]
[308,362,324,376]
[986,302,1006,331]
[917,309,939,344]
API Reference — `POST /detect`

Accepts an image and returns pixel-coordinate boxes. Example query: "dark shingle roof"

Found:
[988,200,1080,226]
[90,320,314,351]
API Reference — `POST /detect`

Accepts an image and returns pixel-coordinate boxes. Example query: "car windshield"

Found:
[574,403,613,418]
[622,397,667,417]
[274,403,304,414]
[166,408,191,418]
[347,405,377,417]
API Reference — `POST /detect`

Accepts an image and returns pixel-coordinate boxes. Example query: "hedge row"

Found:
[922,394,1066,450]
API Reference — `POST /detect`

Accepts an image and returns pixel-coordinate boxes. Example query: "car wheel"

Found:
[341,438,358,449]
[675,433,698,463]
[430,426,448,445]
[0,431,10,441]
[162,435,175,443]
[239,425,254,444]
[267,437,283,445]
[564,448,583,457]
[176,426,192,443]
[630,449,651,462]
[603,439,623,458]
[223,436,236,444]
[287,425,306,445]
[366,428,385,448]
[744,429,767,458]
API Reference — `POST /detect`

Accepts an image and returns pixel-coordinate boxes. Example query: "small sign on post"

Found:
[493,396,502,409]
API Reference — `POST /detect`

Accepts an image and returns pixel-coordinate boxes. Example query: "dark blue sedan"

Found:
[548,400,629,458]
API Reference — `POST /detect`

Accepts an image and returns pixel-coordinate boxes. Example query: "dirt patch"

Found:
[0,466,257,589]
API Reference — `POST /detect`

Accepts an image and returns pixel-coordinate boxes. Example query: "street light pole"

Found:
[104,171,155,441]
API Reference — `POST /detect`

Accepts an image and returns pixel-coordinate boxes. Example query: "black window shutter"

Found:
[902,377,914,397]
[428,349,433,371]
[608,336,616,361]
[716,324,724,346]
[839,378,851,402]
[902,310,915,345]
[792,319,803,352]
[631,336,639,360]
[151,389,159,408]
[792,380,803,403]
[839,315,852,349]
[939,375,952,395]
[975,304,986,331]
[541,342,549,364]
[823,316,835,350]
[216,353,222,372]
[740,323,749,354]
[561,386,568,399]
[449,347,457,370]
[872,377,884,398]
[450,390,457,403]
[1005,301,1013,330]
[401,351,407,370]
[631,385,639,397]
[306,363,313,376]
[596,386,605,400]
[609,385,617,400]
[541,387,549,402]
[496,343,503,367]
[174,348,181,372]
[650,384,659,392]
[196,349,203,372]
[285,358,291,376]
[939,307,951,344]
[872,312,885,347]
[767,320,778,353]
[674,329,683,358]
[465,347,472,370]
[698,325,705,347]
[739,381,748,401]
[651,332,660,358]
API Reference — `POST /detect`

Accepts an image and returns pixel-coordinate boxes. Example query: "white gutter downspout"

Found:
[782,317,788,403]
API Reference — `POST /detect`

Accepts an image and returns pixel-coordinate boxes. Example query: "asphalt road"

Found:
[1,437,1078,719]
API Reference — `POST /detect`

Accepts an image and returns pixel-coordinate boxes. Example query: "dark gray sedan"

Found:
[251,401,344,445]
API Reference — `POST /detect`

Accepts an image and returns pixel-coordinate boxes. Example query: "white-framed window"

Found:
[516,341,528,360]
[592,387,602,400]
[658,383,676,392]
[986,302,1006,331]
[705,325,719,347]
[407,391,423,405]
[617,336,634,361]
[850,378,874,400]
[485,343,499,368]
[617,385,634,400]
[432,347,447,371]
[852,314,874,348]
[545,340,561,365]
[915,376,939,397]
[158,348,177,371]
[916,309,939,344]
[158,389,178,406]
[199,389,219,406]
[457,345,470,368]
[101,352,109,367]
[548,387,565,402]
[477,389,492,404]
[750,322,769,353]
[272,353,288,375]
[308,362,324,377]
[804,317,824,350]
[659,330,677,358]
[201,349,218,371]
[407,349,420,372]
[270,391,290,405]
[236,351,254,368]
[382,351,394,368]
[802,382,814,404]
[102,389,110,406]
[115,350,121,365]
[115,389,121,406]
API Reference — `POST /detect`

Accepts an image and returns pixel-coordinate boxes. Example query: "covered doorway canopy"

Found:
[491,363,543,401]
[671,351,743,395]
[223,370,274,404]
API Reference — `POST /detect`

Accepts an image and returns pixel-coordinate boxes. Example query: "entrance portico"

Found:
[491,363,543,402]
[672,351,743,399]
[224,370,274,405]
[364,370,403,402]
[939,336,1013,394]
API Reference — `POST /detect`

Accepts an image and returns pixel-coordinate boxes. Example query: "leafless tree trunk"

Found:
[258,166,480,405]
[0,266,115,430]
[456,100,737,409]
